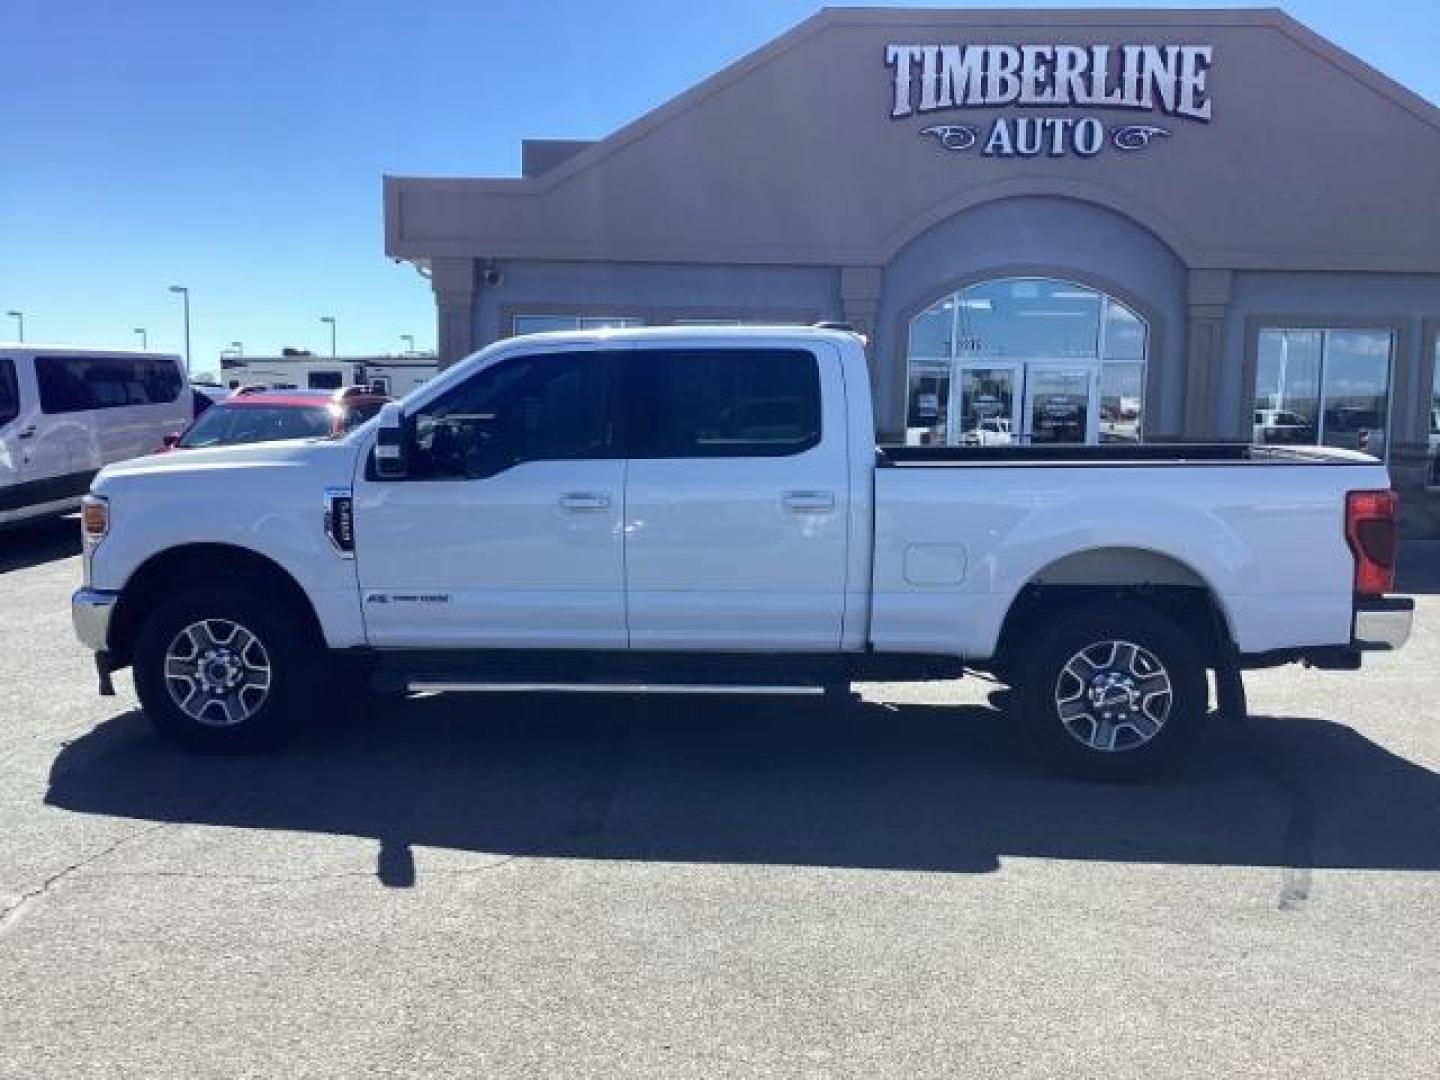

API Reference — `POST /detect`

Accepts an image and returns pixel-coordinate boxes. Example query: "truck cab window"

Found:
[630,348,821,458]
[408,351,613,479]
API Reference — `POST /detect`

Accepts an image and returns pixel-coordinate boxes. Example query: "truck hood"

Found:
[92,437,360,492]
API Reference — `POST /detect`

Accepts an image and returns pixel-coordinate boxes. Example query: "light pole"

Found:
[400,333,415,354]
[320,316,336,359]
[5,310,23,342]
[230,340,244,358]
[168,286,191,374]
[133,327,147,350]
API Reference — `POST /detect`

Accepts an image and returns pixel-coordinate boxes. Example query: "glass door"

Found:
[949,364,1021,446]
[1022,365,1097,445]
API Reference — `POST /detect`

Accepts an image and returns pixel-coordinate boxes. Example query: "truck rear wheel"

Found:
[1013,604,1206,781]
[133,582,320,752]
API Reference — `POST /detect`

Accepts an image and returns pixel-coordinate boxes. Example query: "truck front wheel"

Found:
[1014,605,1207,781]
[133,583,320,752]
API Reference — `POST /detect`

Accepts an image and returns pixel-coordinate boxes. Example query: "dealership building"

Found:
[384,7,1440,531]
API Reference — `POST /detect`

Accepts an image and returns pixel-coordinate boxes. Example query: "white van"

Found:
[0,345,190,528]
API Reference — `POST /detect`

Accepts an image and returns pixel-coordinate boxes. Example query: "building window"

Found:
[1429,333,1440,487]
[1253,328,1394,459]
[673,318,817,327]
[905,277,1147,446]
[511,315,643,337]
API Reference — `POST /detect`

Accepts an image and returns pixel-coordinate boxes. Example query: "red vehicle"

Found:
[159,387,390,451]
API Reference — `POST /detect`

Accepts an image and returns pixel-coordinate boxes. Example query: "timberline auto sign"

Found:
[885,44,1213,157]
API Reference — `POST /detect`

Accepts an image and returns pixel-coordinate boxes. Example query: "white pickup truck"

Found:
[72,326,1413,779]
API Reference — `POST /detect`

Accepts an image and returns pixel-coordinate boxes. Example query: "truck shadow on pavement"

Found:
[44,694,1440,885]
[1398,540,1440,595]
[0,515,80,574]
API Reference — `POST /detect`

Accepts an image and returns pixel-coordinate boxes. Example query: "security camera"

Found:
[481,267,504,287]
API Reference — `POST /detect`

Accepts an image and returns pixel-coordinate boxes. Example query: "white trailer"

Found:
[220,356,438,397]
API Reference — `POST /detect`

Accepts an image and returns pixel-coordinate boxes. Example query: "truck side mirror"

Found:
[374,402,409,480]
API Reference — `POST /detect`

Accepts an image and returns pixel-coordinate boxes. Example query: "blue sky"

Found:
[2,0,1437,378]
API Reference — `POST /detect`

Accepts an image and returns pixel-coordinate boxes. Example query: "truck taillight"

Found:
[1345,489,1397,597]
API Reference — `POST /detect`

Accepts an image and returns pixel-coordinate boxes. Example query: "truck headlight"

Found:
[81,494,109,547]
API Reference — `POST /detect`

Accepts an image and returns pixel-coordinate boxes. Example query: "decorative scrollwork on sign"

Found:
[1111,124,1172,151]
[920,124,980,152]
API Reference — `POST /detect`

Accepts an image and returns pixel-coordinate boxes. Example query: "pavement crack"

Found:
[1239,722,1317,912]
[84,853,526,887]
[0,821,174,940]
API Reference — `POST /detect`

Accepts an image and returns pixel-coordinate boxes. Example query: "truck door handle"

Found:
[15,425,35,440]
[559,492,612,512]
[782,490,835,513]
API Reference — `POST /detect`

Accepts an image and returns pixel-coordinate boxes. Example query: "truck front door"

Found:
[351,348,626,648]
[621,343,851,651]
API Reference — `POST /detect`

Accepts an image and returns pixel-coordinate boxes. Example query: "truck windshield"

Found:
[179,404,333,448]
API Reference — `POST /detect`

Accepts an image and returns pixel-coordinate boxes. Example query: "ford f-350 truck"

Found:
[72,327,1413,778]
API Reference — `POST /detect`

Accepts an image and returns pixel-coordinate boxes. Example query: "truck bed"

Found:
[870,441,1390,659]
[877,442,1378,467]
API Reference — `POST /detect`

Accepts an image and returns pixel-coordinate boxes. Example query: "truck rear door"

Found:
[621,342,851,650]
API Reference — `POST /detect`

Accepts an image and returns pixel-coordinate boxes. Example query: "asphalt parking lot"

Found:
[1,517,1438,1078]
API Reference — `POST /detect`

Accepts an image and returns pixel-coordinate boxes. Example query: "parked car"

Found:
[158,388,390,451]
[961,416,1014,446]
[73,327,1412,780]
[1253,408,1315,445]
[1,345,189,529]
[1356,427,1387,459]
[1098,418,1141,442]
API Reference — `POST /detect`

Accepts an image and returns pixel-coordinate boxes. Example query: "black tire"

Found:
[1013,604,1207,781]
[133,581,322,753]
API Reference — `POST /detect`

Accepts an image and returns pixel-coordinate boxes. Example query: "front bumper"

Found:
[1352,596,1414,651]
[72,588,119,653]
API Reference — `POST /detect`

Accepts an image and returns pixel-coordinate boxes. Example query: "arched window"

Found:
[905,277,1148,447]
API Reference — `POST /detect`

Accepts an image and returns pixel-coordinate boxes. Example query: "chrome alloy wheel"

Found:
[163,619,272,727]
[1053,639,1174,753]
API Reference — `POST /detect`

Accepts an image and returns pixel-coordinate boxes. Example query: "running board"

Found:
[407,681,827,697]
[349,649,960,699]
